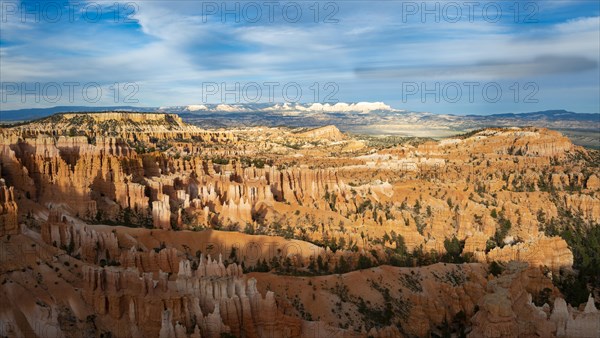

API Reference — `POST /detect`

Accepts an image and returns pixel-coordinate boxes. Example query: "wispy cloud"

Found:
[0,1,598,114]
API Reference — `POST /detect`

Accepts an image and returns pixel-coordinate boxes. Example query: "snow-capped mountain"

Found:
[264,102,397,113]
[166,102,398,114]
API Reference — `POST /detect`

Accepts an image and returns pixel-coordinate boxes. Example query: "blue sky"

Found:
[0,0,599,115]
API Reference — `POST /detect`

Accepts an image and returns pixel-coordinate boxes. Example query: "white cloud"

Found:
[0,1,598,112]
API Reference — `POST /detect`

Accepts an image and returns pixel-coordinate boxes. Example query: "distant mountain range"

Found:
[1,104,598,148]
[0,106,154,122]
[469,110,600,122]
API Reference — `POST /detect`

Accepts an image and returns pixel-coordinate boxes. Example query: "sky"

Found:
[0,0,599,115]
